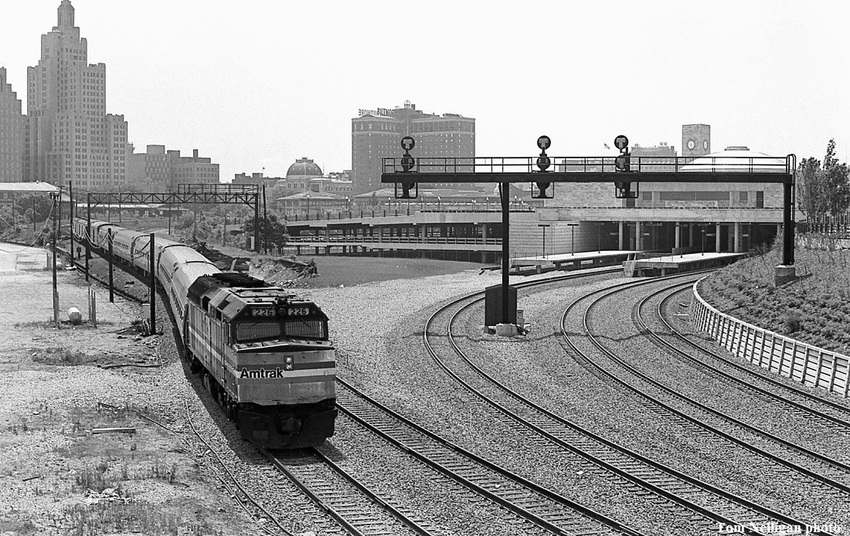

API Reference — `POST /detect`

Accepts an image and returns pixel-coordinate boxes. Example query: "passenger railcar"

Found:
[72,219,337,447]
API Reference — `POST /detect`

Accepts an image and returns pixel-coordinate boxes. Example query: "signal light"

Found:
[613,134,638,199]
[533,181,552,199]
[532,135,553,199]
[395,136,418,199]
[395,180,418,200]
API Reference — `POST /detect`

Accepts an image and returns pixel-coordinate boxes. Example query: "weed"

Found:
[783,311,803,334]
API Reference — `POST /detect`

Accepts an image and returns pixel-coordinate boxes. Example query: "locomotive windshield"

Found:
[234,321,281,342]
[233,318,328,342]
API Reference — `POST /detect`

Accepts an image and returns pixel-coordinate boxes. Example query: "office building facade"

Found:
[24,0,128,189]
[351,101,475,194]
[126,144,219,191]
[0,68,25,182]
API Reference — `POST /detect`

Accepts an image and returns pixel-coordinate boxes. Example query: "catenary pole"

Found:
[500,182,510,324]
[149,233,156,333]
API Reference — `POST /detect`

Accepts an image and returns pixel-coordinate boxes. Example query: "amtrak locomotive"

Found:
[73,219,337,447]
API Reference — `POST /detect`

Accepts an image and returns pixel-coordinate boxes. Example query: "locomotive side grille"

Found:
[284,319,326,340]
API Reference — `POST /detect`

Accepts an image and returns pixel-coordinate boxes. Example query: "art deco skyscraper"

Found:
[25,0,127,189]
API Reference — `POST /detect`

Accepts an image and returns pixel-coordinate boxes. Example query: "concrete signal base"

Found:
[495,323,520,337]
[774,265,797,287]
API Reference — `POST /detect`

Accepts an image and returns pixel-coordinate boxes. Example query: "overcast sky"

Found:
[2,1,847,181]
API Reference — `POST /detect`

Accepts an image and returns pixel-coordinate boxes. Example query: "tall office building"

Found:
[24,0,128,189]
[351,101,475,194]
[126,145,219,191]
[0,68,25,182]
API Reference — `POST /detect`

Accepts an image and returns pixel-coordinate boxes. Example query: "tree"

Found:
[821,139,850,215]
[243,214,288,251]
[796,139,850,217]
[15,195,54,224]
[797,156,824,217]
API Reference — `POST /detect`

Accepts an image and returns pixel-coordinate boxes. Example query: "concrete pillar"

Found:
[674,223,681,253]
[715,223,722,253]
[635,220,642,250]
[482,224,488,241]
[618,221,624,250]
[734,222,741,253]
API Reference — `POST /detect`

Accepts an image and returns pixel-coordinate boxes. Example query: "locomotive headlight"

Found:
[285,356,293,370]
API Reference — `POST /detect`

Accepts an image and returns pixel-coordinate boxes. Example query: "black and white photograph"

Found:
[0,1,848,535]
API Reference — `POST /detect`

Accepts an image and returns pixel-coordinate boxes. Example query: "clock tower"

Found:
[682,124,711,157]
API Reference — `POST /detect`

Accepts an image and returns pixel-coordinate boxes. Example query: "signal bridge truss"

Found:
[381,154,795,184]
[84,183,261,209]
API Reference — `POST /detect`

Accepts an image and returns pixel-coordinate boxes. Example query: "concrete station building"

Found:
[286,123,789,264]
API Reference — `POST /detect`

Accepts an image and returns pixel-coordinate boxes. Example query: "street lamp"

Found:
[567,222,579,256]
[306,194,311,219]
[701,226,706,256]
[538,223,550,259]
[437,196,441,211]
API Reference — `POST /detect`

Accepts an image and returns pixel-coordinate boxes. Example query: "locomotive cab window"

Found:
[234,321,282,342]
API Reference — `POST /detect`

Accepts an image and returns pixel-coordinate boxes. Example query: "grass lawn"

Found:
[700,240,850,355]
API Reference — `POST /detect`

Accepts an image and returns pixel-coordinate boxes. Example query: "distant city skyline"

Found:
[1,1,847,184]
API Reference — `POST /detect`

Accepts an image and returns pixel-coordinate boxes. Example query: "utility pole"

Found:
[263,184,268,254]
[68,181,74,263]
[51,193,59,329]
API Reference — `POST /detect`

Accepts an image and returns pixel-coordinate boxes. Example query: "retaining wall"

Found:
[690,279,850,398]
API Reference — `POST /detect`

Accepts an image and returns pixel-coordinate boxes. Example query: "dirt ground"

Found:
[0,242,488,536]
[0,244,256,536]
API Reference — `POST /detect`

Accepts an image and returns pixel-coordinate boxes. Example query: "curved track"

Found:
[569,277,850,496]
[335,378,638,536]
[427,270,831,533]
[640,282,850,429]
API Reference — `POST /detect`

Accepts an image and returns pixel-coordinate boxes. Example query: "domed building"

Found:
[284,157,324,191]
[286,157,323,179]
[275,157,353,217]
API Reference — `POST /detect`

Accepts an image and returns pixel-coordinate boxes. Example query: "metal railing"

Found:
[288,235,502,246]
[285,203,533,222]
[382,155,794,175]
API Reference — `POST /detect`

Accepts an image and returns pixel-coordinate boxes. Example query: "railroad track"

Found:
[183,401,295,536]
[265,444,438,536]
[568,277,850,497]
[335,378,640,536]
[642,281,850,431]
[426,270,829,533]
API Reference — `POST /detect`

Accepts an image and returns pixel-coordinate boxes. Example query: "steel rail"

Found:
[436,270,818,531]
[183,401,293,536]
[578,281,850,483]
[265,447,435,536]
[561,279,846,534]
[335,379,641,536]
[650,282,850,420]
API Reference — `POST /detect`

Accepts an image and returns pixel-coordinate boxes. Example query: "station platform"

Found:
[0,243,49,272]
[511,250,639,274]
[624,251,746,277]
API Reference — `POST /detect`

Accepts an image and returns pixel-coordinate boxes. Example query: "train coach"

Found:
[73,219,337,448]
